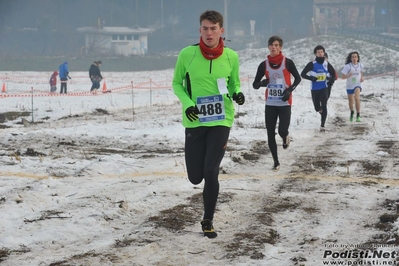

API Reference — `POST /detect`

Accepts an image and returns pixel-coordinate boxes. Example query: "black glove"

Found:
[232,92,245,105]
[260,79,269,87]
[253,82,261,90]
[253,79,269,90]
[185,106,199,122]
[282,86,295,102]
[310,76,317,82]
[282,90,291,102]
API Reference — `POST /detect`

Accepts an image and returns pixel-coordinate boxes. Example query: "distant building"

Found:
[77,26,154,56]
[313,0,377,34]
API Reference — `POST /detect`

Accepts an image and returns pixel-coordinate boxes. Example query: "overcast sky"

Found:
[0,0,397,56]
[0,0,314,55]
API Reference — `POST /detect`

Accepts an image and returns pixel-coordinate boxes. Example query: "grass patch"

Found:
[0,112,31,122]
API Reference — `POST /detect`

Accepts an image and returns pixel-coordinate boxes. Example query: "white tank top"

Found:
[265,57,289,107]
[341,63,363,89]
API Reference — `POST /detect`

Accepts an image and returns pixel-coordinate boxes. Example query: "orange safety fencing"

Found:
[0,76,255,99]
[1,70,397,99]
[0,79,175,99]
[0,75,176,84]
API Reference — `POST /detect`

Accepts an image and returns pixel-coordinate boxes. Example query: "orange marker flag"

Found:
[102,80,107,92]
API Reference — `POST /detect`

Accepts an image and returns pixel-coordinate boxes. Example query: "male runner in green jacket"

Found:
[172,10,244,238]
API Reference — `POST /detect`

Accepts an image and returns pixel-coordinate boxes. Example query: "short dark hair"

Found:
[268,36,283,47]
[199,10,224,27]
[324,52,329,59]
[313,45,325,54]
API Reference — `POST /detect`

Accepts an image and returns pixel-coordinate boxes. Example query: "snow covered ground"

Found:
[0,36,399,266]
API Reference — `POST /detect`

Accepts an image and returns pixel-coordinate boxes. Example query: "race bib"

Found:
[316,73,326,81]
[196,95,225,123]
[267,84,284,101]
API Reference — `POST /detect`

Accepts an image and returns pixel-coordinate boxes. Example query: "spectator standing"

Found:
[49,71,58,93]
[58,61,71,94]
[89,61,103,92]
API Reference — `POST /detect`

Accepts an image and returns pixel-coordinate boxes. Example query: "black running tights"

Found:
[265,105,291,164]
[311,88,328,127]
[185,126,230,221]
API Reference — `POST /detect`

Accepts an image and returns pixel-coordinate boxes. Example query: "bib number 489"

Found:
[269,89,283,97]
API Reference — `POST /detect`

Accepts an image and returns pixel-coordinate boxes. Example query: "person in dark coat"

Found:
[59,61,71,94]
[89,61,103,92]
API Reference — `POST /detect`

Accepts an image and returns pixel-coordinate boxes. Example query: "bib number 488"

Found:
[196,95,226,123]
[199,103,223,116]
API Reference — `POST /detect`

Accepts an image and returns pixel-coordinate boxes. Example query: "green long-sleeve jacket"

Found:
[172,44,241,128]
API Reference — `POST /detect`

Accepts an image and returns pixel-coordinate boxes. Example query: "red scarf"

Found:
[267,52,284,65]
[199,37,224,60]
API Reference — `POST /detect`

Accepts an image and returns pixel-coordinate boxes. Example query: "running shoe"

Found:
[283,136,290,149]
[273,161,280,171]
[356,115,361,122]
[201,219,217,238]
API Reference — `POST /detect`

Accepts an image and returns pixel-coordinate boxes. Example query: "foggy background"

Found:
[0,0,317,56]
[0,0,397,71]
